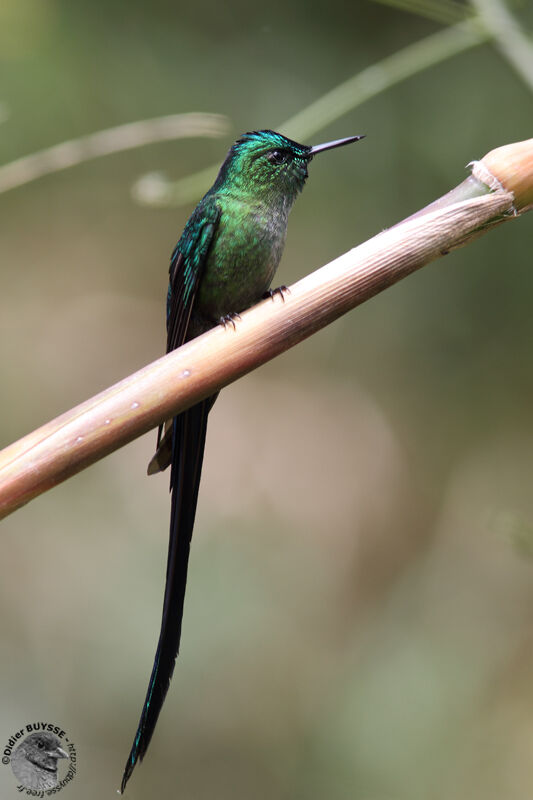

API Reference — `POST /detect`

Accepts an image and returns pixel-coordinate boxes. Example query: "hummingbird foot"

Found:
[219,311,242,330]
[263,285,290,302]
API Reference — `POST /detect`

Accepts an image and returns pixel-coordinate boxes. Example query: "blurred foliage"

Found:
[0,1,532,798]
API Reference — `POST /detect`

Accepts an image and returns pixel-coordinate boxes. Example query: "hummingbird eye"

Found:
[267,149,290,165]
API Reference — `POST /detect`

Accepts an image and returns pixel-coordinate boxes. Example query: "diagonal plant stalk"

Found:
[1,2,529,203]
[372,0,469,26]
[133,19,490,207]
[471,0,533,90]
[282,21,486,141]
[0,138,530,521]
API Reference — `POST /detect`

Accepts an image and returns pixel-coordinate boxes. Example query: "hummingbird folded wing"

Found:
[148,201,221,475]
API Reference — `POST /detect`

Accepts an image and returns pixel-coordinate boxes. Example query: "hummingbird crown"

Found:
[213,129,312,199]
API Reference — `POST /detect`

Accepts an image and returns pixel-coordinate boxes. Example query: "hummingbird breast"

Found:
[193,196,290,331]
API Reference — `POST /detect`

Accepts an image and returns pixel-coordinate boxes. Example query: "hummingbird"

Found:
[120,129,364,792]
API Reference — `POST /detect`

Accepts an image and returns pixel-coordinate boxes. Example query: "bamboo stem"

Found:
[0,188,517,520]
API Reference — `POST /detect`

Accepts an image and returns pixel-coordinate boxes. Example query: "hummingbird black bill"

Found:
[309,134,365,156]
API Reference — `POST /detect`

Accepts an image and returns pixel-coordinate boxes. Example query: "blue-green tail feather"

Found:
[121,399,211,792]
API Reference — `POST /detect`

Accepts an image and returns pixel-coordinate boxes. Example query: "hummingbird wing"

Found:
[148,200,222,474]
[121,199,221,793]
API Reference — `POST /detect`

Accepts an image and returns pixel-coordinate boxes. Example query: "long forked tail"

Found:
[121,398,211,792]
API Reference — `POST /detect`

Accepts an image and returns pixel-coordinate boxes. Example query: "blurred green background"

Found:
[1,1,532,797]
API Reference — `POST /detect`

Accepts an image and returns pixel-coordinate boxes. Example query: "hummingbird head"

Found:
[213,130,364,203]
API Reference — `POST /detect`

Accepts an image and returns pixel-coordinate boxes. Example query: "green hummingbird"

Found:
[121,129,364,792]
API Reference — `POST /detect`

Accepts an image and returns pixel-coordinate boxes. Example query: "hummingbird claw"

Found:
[219,311,242,330]
[263,285,290,302]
